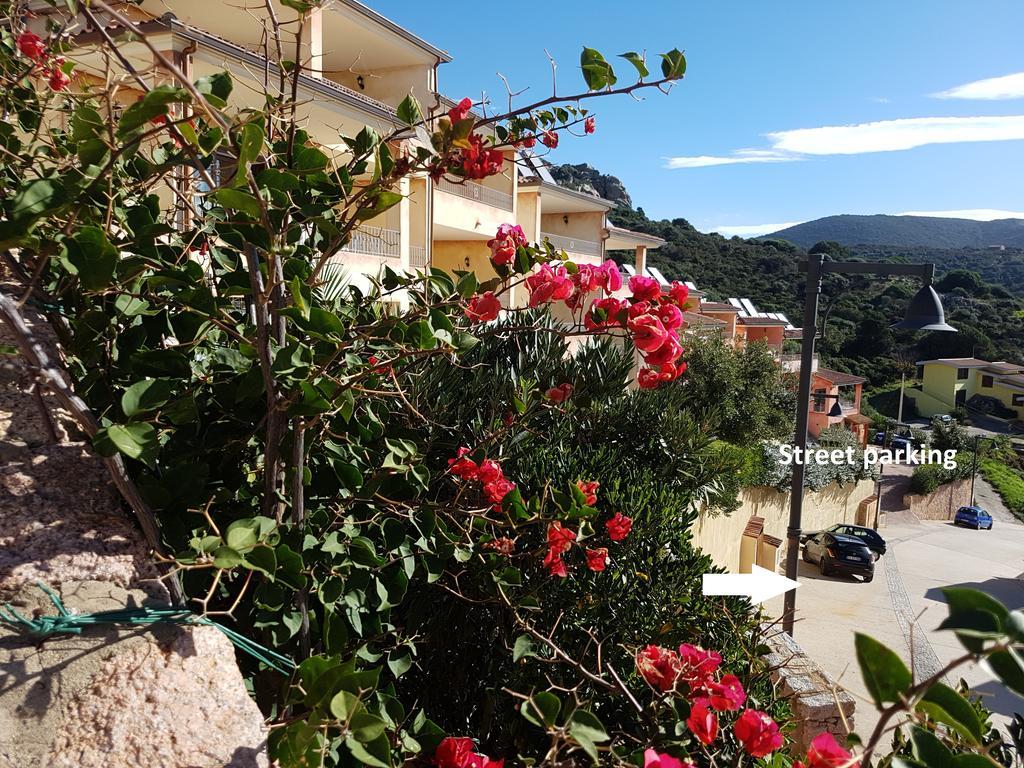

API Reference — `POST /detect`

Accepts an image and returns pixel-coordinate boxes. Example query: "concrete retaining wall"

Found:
[691,480,878,572]
[764,629,856,751]
[903,477,971,521]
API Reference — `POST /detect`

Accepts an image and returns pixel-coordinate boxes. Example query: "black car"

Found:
[803,523,886,558]
[802,532,875,582]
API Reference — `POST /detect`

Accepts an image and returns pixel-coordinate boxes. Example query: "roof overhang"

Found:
[518,179,614,213]
[333,0,452,63]
[604,225,666,251]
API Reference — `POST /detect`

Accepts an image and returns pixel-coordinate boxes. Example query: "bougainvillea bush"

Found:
[5,5,1024,768]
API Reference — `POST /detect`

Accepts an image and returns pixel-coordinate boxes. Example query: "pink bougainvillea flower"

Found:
[513,133,536,149]
[461,133,504,179]
[804,732,858,768]
[655,302,684,331]
[669,281,691,306]
[628,274,661,303]
[678,644,723,692]
[545,383,574,403]
[477,459,503,485]
[686,698,718,745]
[487,223,527,266]
[484,537,516,555]
[576,480,599,506]
[635,644,681,692]
[448,96,473,123]
[484,477,516,505]
[643,749,694,768]
[465,292,501,323]
[584,116,596,134]
[606,512,633,541]
[644,335,683,367]
[627,313,669,353]
[637,367,662,390]
[17,32,47,61]
[543,547,568,577]
[733,709,783,758]
[448,447,479,480]
[525,264,574,308]
[540,129,559,148]
[598,259,623,292]
[706,673,746,711]
[547,521,577,554]
[433,736,503,768]
[585,547,608,572]
[585,297,625,331]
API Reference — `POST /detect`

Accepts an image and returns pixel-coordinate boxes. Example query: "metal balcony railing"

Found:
[340,226,401,260]
[780,353,818,364]
[435,177,514,211]
[541,232,602,258]
[408,245,428,270]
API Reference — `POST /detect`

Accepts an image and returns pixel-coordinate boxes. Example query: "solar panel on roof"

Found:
[741,298,759,317]
[646,266,670,285]
[622,264,637,276]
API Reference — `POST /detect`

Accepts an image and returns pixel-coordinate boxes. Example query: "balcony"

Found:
[541,232,602,259]
[409,245,428,270]
[340,226,401,260]
[435,177,514,211]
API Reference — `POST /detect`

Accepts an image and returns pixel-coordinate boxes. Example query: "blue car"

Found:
[954,506,994,530]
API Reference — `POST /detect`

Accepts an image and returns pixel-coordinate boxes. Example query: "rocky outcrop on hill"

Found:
[0,302,268,768]
[549,163,632,208]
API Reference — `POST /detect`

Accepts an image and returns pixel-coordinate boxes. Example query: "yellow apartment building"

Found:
[908,358,1024,422]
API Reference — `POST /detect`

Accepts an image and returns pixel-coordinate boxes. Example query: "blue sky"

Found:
[387,1,1024,236]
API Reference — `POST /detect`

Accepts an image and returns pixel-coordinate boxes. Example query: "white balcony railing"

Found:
[409,245,428,270]
[541,232,602,258]
[340,226,401,260]
[435,177,514,211]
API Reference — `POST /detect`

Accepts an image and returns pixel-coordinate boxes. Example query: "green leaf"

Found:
[345,734,392,768]
[216,188,262,218]
[330,690,362,720]
[521,691,561,729]
[580,47,617,90]
[659,48,687,79]
[909,726,954,768]
[513,634,537,662]
[349,712,387,743]
[65,226,118,290]
[567,709,609,743]
[387,649,413,678]
[396,95,423,126]
[917,682,984,742]
[121,379,173,418]
[243,545,277,577]
[855,633,912,706]
[225,520,259,552]
[212,546,244,569]
[356,191,403,221]
[237,121,265,168]
[985,648,1024,698]
[195,72,233,108]
[103,422,159,465]
[117,85,190,136]
[618,52,650,79]
[11,179,67,224]
[942,587,1008,624]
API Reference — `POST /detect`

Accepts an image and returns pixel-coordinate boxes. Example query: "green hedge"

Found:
[980,458,1024,518]
[908,453,973,496]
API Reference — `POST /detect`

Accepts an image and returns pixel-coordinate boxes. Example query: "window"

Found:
[982,375,994,388]
[957,368,969,380]
[812,388,826,413]
[1014,394,1024,407]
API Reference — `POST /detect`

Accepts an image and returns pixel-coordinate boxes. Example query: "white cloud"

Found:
[896,208,1024,220]
[704,222,803,237]
[664,151,797,169]
[933,72,1024,100]
[667,115,1024,168]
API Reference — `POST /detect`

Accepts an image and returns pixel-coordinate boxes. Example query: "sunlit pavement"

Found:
[763,486,1024,744]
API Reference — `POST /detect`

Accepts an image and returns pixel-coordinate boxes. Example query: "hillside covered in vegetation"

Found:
[767,213,1024,249]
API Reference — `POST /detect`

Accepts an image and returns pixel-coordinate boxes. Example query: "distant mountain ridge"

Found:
[766,214,1024,249]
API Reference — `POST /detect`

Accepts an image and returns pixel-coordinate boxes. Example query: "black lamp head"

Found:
[828,400,843,418]
[892,284,957,332]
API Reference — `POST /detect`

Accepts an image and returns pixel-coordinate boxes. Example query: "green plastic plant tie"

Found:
[0,582,296,675]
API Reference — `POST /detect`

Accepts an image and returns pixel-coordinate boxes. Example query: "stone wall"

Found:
[903,477,971,521]
[764,629,856,752]
[0,303,268,768]
[690,480,877,573]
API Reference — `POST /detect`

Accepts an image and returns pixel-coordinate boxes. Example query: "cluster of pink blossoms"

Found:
[448,448,516,507]
[16,32,70,91]
[636,644,784,759]
[449,98,505,180]
[542,501,632,578]
[433,737,502,768]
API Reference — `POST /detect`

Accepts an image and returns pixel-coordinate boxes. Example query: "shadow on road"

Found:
[924,576,1024,612]
[796,558,873,584]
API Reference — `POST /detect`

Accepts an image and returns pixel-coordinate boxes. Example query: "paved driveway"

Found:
[765,492,1024,741]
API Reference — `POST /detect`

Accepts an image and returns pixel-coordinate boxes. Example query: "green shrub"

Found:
[980,459,1024,518]
[908,454,972,496]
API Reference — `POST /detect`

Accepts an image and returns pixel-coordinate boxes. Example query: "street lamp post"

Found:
[781,254,956,637]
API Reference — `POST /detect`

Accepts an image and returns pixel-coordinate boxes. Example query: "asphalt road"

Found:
[765,488,1024,743]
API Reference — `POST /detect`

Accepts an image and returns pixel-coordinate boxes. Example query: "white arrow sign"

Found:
[702,565,800,605]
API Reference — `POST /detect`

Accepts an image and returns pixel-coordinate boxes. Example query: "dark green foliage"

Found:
[767,214,1024,251]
